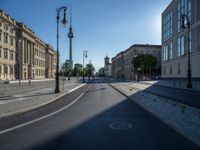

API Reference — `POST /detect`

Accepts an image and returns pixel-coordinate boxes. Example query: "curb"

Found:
[109,83,200,148]
[0,84,86,118]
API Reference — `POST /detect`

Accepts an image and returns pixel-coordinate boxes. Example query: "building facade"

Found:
[0,10,57,81]
[162,0,200,89]
[0,10,17,80]
[112,44,161,80]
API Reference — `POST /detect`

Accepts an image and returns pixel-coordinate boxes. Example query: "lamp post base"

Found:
[55,88,60,93]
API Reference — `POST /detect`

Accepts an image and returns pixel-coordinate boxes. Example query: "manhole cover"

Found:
[109,122,132,130]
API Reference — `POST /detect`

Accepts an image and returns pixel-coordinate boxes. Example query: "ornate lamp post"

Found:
[55,6,67,93]
[83,50,87,83]
[181,14,192,88]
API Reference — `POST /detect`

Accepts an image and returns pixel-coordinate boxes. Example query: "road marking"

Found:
[0,85,87,135]
[68,84,85,93]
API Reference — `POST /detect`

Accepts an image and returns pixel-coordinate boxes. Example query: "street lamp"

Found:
[181,14,192,88]
[55,6,67,93]
[83,50,87,83]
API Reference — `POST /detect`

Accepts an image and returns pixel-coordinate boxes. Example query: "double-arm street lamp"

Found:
[181,14,192,88]
[55,6,67,93]
[83,50,87,83]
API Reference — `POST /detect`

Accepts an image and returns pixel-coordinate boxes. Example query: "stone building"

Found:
[35,37,46,79]
[112,44,161,80]
[0,10,57,81]
[46,44,56,78]
[161,0,200,89]
[0,10,17,80]
[16,23,36,80]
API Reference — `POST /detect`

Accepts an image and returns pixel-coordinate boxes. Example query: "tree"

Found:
[73,63,83,77]
[60,60,70,76]
[86,63,95,80]
[132,54,157,80]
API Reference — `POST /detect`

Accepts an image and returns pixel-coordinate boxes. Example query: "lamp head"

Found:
[61,9,67,27]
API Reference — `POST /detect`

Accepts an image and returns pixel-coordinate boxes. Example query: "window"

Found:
[0,48,1,58]
[163,66,166,75]
[4,49,8,59]
[178,63,181,74]
[170,66,173,75]
[4,65,8,74]
[10,52,13,60]
[10,36,14,46]
[10,66,13,75]
[4,33,8,44]
[0,65,1,74]
[163,11,173,41]
[170,42,173,59]
[187,0,191,22]
[178,36,185,56]
[4,24,8,31]
[177,0,191,32]
[163,46,168,61]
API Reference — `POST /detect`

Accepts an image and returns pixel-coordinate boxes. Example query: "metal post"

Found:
[55,6,67,93]
[181,14,192,88]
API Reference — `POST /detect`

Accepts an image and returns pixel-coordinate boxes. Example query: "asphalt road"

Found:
[0,79,199,150]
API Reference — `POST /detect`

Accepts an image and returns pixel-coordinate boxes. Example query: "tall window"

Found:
[177,0,191,32]
[178,36,185,56]
[4,33,8,44]
[178,63,181,74]
[10,52,13,60]
[163,11,173,41]
[0,65,1,74]
[170,42,173,59]
[4,65,8,74]
[0,48,1,58]
[163,45,168,61]
[187,0,191,22]
[4,49,8,59]
[10,65,13,75]
[10,36,14,46]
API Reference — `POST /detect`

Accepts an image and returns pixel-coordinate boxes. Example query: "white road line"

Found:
[68,84,85,93]
[0,85,87,135]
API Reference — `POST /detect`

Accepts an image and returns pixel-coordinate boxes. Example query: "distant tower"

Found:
[68,6,74,70]
[104,55,110,65]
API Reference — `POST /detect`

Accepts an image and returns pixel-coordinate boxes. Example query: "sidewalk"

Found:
[0,80,85,118]
[110,82,200,147]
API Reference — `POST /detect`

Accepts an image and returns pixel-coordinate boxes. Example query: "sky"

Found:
[0,0,171,71]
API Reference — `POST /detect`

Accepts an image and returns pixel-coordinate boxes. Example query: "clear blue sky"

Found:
[0,0,171,71]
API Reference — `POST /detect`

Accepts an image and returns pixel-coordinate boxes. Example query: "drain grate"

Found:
[109,122,132,130]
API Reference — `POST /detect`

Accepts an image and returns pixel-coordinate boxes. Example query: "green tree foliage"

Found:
[132,54,158,79]
[73,63,83,76]
[86,63,95,80]
[61,60,70,76]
